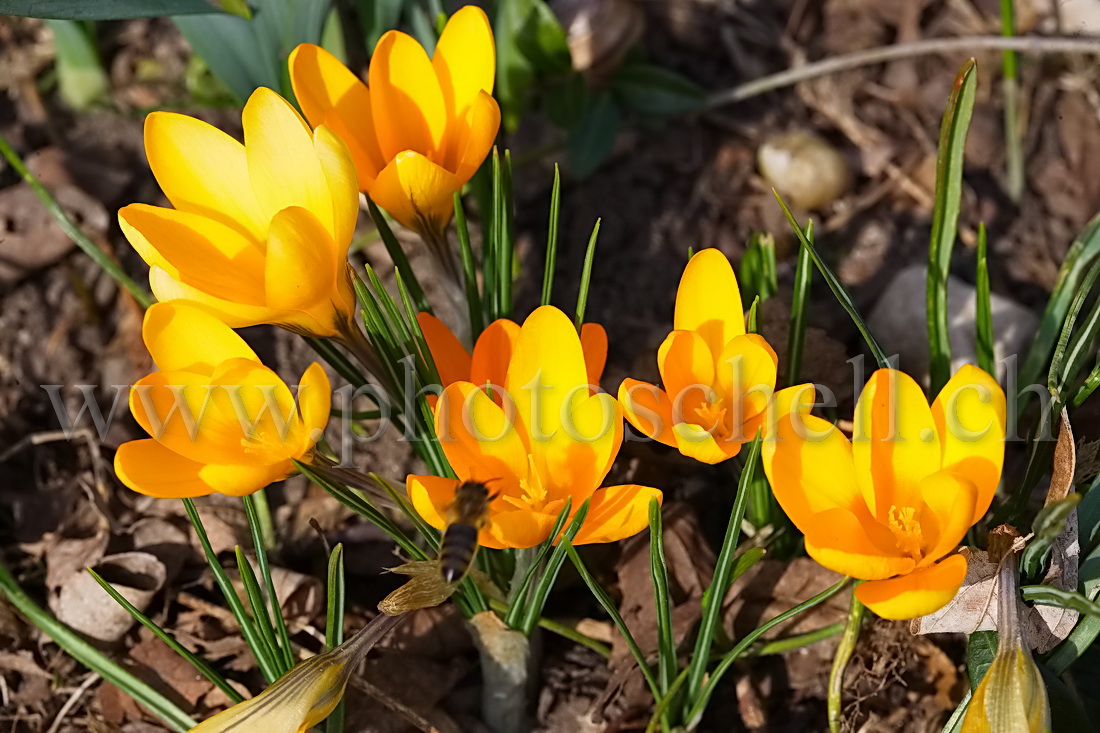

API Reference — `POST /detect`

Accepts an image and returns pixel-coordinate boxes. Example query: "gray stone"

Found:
[866,264,1039,384]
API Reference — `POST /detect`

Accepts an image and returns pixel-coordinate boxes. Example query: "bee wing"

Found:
[378,562,458,615]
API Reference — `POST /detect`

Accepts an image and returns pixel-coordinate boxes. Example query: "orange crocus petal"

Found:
[762,411,863,531]
[119,204,266,304]
[803,507,915,580]
[580,322,608,388]
[434,382,527,495]
[931,364,1006,524]
[114,440,217,499]
[657,330,715,403]
[242,88,336,239]
[471,318,519,391]
[313,126,360,251]
[129,371,244,466]
[417,312,472,386]
[852,369,942,520]
[198,461,293,497]
[142,111,267,240]
[672,422,741,464]
[142,301,257,374]
[618,379,675,446]
[554,391,624,501]
[673,248,745,359]
[289,43,387,181]
[573,484,662,544]
[918,470,979,567]
[715,333,778,421]
[369,30,447,161]
[485,509,559,549]
[147,268,307,332]
[296,362,331,449]
[856,553,968,620]
[432,6,495,123]
[749,382,816,440]
[263,206,339,312]
[406,474,457,532]
[209,358,304,453]
[450,90,501,185]
[370,151,459,235]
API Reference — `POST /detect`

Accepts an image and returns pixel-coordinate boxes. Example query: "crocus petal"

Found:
[119,204,267,304]
[618,379,675,446]
[142,301,257,374]
[485,509,558,550]
[370,150,459,235]
[148,268,327,334]
[263,206,339,313]
[369,30,447,161]
[657,330,715,412]
[749,382,816,440]
[296,362,332,451]
[580,322,608,388]
[470,318,519,391]
[406,474,456,533]
[198,461,293,497]
[552,391,624,501]
[417,312,472,386]
[434,382,527,497]
[289,43,387,182]
[761,410,865,532]
[114,440,217,499]
[930,364,1006,524]
[802,507,915,580]
[143,111,267,240]
[917,470,979,567]
[242,87,336,241]
[715,333,778,424]
[852,369,941,520]
[672,422,741,464]
[313,125,360,251]
[573,484,662,544]
[432,6,495,123]
[855,553,968,620]
[673,249,745,360]
[451,90,501,184]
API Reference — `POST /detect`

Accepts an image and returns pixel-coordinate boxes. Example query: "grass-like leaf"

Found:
[87,568,244,704]
[773,193,890,369]
[649,498,676,714]
[0,561,196,731]
[503,499,572,631]
[183,498,280,684]
[325,543,346,733]
[787,226,814,385]
[366,198,431,314]
[454,192,486,337]
[234,547,287,676]
[684,433,762,714]
[975,223,995,375]
[927,58,977,396]
[542,165,562,306]
[243,492,294,671]
[517,500,587,636]
[574,218,601,330]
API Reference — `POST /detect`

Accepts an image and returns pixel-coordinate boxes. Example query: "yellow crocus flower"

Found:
[289,6,499,243]
[408,305,662,549]
[114,302,330,499]
[762,366,1007,619]
[618,248,806,464]
[119,87,359,341]
[189,614,404,733]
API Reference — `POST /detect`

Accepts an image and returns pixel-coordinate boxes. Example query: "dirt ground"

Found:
[2,0,1098,731]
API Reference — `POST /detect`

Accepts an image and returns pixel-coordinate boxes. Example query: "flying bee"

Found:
[378,480,496,615]
[440,480,495,583]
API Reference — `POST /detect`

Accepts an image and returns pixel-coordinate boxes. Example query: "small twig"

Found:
[44,672,100,733]
[348,676,441,733]
[708,35,1100,109]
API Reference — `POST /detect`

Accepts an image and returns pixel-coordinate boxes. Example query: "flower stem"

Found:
[827,588,864,733]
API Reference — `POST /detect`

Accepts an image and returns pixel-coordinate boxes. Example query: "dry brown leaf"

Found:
[1048,408,1076,504]
[129,634,212,707]
[51,551,166,644]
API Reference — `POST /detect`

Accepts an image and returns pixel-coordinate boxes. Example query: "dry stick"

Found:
[707,36,1100,109]
[44,672,100,733]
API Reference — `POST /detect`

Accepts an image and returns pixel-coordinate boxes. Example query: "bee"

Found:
[439,480,495,583]
[378,480,495,615]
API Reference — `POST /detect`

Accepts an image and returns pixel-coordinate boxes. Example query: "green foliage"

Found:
[975,223,995,374]
[173,0,330,102]
[574,218,601,329]
[541,165,563,306]
[45,20,109,110]
[739,232,778,306]
[1021,494,1081,579]
[649,498,676,729]
[0,562,197,731]
[568,90,621,179]
[325,544,346,733]
[0,0,247,19]
[610,61,705,117]
[967,630,999,690]
[787,224,814,385]
[927,59,977,396]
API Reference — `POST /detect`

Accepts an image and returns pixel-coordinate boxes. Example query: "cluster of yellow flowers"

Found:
[113,5,1007,624]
